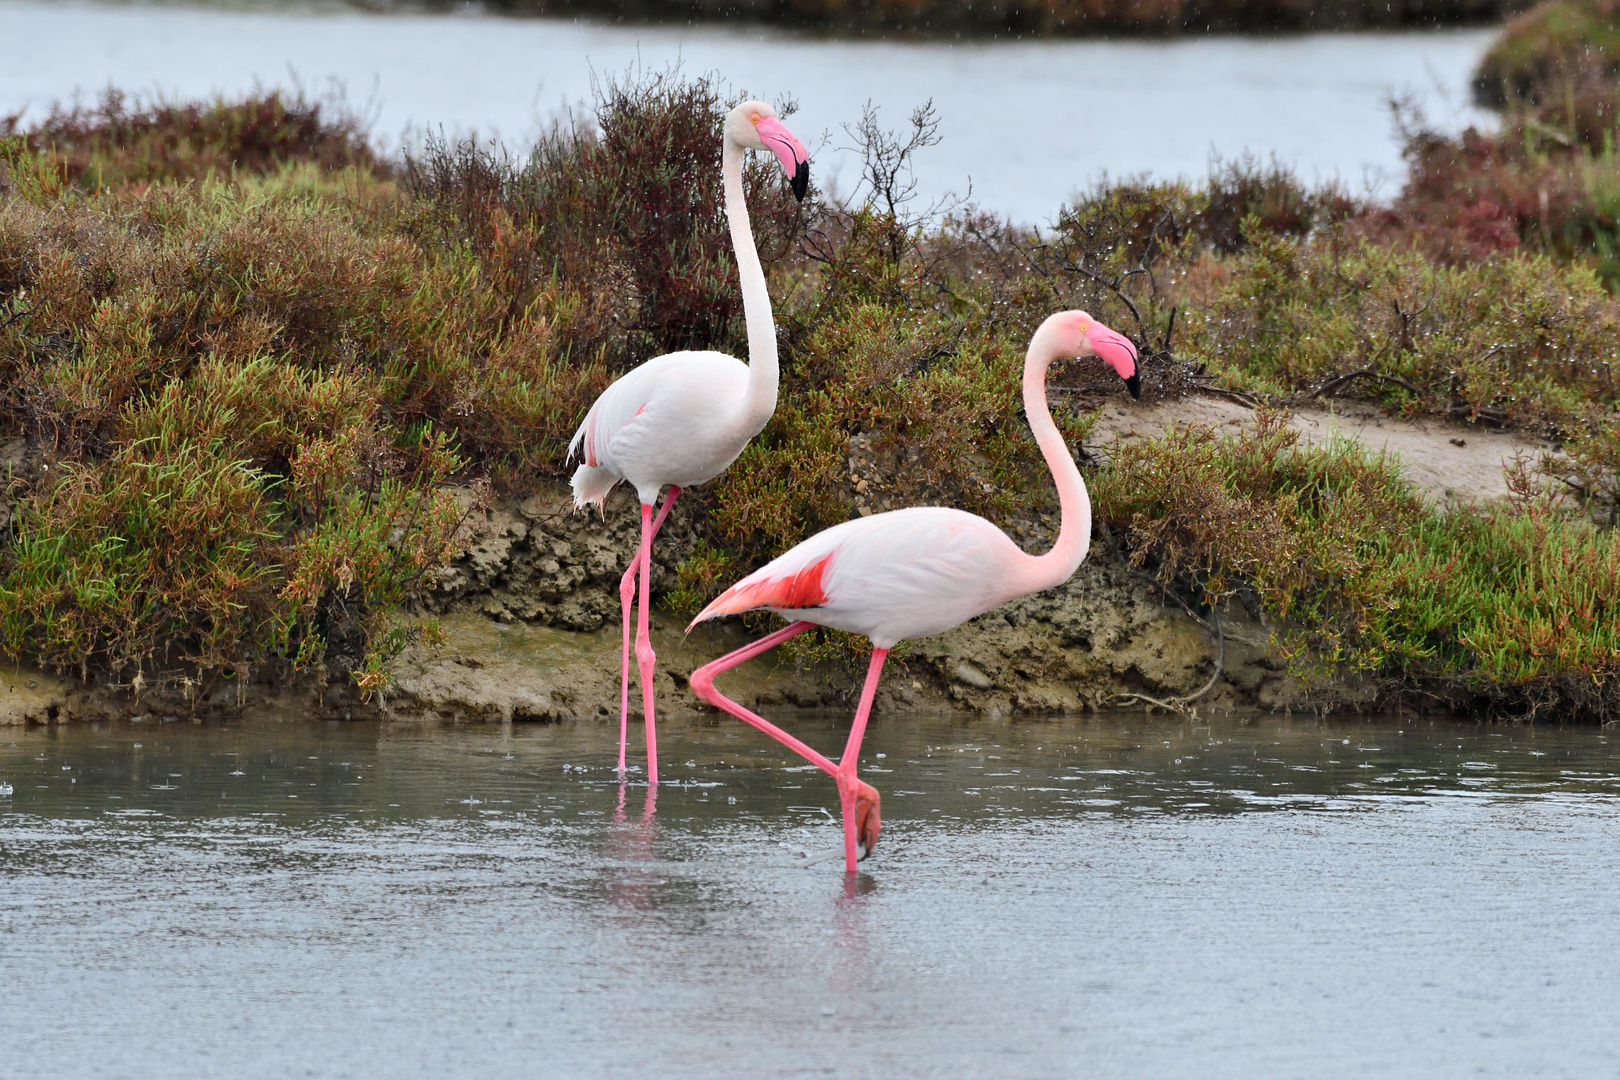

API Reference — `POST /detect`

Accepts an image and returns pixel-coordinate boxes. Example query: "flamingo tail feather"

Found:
[689,554,833,630]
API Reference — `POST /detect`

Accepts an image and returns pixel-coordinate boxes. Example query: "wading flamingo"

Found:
[688,310,1140,873]
[568,100,809,785]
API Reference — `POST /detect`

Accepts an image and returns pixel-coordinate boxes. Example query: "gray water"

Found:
[3,712,1619,1078]
[1,1,1495,219]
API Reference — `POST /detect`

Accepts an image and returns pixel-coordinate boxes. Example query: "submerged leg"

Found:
[837,648,888,874]
[615,488,680,776]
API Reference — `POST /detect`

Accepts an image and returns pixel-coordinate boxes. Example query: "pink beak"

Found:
[753,116,810,202]
[1088,323,1141,399]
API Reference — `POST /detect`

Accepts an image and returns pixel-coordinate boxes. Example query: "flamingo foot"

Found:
[848,779,882,861]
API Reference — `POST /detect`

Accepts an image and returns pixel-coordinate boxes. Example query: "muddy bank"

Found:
[382,444,1317,725]
[381,393,1521,728]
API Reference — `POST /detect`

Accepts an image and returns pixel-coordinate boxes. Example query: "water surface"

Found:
[3,712,1618,1078]
[3,1,1494,219]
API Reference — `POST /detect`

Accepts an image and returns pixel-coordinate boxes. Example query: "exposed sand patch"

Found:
[1089,394,1554,504]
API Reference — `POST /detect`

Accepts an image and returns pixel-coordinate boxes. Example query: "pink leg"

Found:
[617,565,634,775]
[635,503,659,785]
[615,488,680,776]
[838,648,889,874]
[691,627,886,872]
[690,622,839,775]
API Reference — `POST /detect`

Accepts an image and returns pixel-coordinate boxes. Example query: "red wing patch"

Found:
[583,416,599,467]
[702,553,833,619]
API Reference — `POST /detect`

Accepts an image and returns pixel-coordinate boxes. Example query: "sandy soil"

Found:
[1089,394,1551,504]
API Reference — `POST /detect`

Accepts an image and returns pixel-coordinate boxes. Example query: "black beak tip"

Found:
[1124,371,1142,400]
[791,160,809,202]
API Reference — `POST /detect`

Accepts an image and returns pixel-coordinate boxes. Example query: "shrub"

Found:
[403,67,809,373]
[1096,410,1620,719]
[1474,0,1620,111]
[0,88,379,192]
[483,0,1526,35]
[1183,224,1620,429]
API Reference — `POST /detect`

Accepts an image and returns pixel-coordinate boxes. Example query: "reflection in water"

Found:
[604,780,660,913]
[3,712,1619,1079]
[832,872,878,1010]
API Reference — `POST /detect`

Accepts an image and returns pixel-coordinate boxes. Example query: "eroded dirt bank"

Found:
[6,395,1519,727]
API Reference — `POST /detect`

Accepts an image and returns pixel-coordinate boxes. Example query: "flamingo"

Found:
[567,100,809,786]
[687,310,1141,873]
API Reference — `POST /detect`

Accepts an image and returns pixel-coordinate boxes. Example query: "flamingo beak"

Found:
[1087,323,1142,400]
[754,116,810,202]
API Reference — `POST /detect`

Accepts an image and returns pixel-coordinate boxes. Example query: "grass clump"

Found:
[402,68,808,375]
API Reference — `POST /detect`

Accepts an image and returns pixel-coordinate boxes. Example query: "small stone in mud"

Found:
[953,662,993,690]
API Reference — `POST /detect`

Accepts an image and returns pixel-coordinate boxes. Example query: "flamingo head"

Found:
[1047,310,1141,400]
[726,100,810,202]
[852,779,882,859]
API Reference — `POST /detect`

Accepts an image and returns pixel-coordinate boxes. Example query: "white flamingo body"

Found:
[570,350,762,505]
[703,506,1033,648]
[690,310,1142,873]
[567,100,809,785]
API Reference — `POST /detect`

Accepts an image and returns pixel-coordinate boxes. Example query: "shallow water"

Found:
[3,712,1619,1078]
[2,1,1494,219]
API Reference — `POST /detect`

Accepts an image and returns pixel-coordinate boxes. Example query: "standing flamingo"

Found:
[687,310,1140,873]
[568,100,809,785]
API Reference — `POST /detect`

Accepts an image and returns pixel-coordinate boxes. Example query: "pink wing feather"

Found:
[697,553,834,619]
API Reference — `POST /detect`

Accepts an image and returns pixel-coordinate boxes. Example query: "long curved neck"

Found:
[1014,327,1092,595]
[722,138,778,429]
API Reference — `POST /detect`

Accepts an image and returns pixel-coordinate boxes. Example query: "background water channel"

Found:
[3,1,1496,220]
[3,712,1619,1078]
